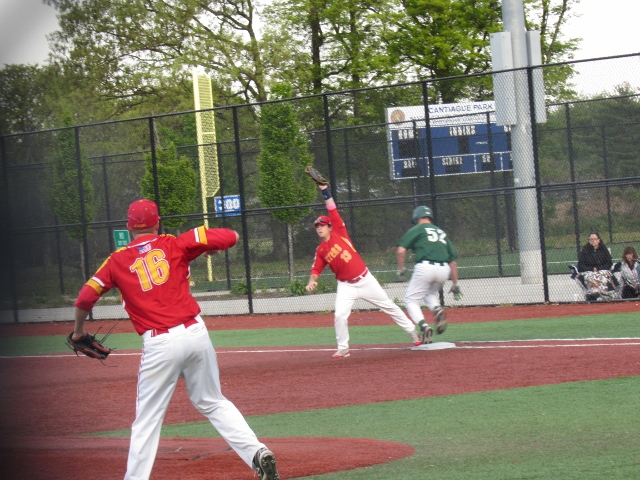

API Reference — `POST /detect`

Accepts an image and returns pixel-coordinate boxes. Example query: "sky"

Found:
[0,0,638,86]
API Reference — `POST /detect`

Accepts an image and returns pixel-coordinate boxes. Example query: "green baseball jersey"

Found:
[397,223,457,263]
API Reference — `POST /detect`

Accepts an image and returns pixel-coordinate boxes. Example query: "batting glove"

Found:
[449,283,462,300]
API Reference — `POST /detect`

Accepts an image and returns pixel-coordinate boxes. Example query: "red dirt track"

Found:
[0,303,639,479]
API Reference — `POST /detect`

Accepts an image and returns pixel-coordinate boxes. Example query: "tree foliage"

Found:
[51,114,95,241]
[140,142,198,230]
[0,65,54,135]
[257,83,316,222]
[46,0,271,108]
[38,0,583,123]
[257,82,317,278]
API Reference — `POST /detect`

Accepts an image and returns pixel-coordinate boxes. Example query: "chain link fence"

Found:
[1,54,640,322]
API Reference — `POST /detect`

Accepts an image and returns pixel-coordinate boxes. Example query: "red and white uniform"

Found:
[76,226,266,480]
[311,205,416,350]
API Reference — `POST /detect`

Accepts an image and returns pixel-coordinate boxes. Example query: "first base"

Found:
[411,342,456,351]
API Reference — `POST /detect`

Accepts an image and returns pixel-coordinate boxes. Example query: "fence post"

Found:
[232,106,253,313]
[215,139,233,290]
[527,67,549,302]
[565,104,581,256]
[420,81,437,216]
[323,94,337,199]
[147,117,161,232]
[601,125,613,245]
[54,217,65,294]
[0,135,19,322]
[74,126,91,285]
[486,112,504,276]
[342,128,356,229]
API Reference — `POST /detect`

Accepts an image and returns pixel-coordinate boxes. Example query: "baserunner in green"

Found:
[396,206,461,343]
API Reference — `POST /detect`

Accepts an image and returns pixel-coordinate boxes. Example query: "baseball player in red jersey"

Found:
[71,199,279,480]
[305,185,421,358]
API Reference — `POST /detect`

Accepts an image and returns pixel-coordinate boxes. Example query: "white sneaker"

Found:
[332,348,350,358]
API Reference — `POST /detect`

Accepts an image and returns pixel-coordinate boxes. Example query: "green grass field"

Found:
[3,312,639,479]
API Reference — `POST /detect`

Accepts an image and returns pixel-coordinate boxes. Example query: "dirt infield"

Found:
[0,303,639,479]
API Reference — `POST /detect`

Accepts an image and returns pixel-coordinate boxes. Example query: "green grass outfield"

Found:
[3,313,640,479]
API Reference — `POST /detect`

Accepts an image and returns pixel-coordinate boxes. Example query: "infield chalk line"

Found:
[1,338,639,360]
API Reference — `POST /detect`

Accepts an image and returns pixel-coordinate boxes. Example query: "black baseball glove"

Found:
[67,332,112,360]
[305,166,329,186]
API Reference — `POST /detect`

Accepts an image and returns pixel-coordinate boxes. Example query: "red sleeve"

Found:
[179,226,239,261]
[74,284,102,311]
[310,249,326,276]
[327,205,348,238]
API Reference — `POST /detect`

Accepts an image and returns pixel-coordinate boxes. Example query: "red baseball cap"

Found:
[127,199,160,229]
[314,215,331,227]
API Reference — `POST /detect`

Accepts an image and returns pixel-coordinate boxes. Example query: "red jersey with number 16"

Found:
[310,206,367,281]
[74,226,237,335]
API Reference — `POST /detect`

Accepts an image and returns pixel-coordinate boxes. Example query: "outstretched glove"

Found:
[305,166,329,186]
[449,283,462,301]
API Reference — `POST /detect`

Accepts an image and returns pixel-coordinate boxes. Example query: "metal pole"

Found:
[148,117,161,232]
[486,112,504,276]
[502,0,542,283]
[217,141,232,290]
[343,128,356,229]
[233,107,253,313]
[565,104,581,256]
[421,81,437,218]
[528,67,549,302]
[75,127,90,283]
[601,125,613,245]
[0,135,19,322]
[323,95,337,200]
[102,155,114,252]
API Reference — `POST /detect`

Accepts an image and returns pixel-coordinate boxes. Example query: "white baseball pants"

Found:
[124,317,265,480]
[404,262,451,323]
[334,272,415,349]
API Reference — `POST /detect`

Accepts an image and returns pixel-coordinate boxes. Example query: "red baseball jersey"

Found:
[75,226,237,335]
[310,206,367,281]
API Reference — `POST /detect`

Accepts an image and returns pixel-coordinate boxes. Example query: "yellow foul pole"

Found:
[192,69,220,281]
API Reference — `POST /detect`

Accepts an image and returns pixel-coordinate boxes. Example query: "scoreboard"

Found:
[386,102,512,180]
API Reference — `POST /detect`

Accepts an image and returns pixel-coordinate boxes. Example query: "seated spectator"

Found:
[612,246,640,299]
[569,232,616,301]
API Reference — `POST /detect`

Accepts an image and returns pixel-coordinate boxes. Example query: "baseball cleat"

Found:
[434,307,447,334]
[422,326,433,344]
[410,330,422,346]
[332,348,350,358]
[253,448,280,480]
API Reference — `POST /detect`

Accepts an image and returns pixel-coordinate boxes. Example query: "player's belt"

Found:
[142,316,201,340]
[345,269,369,284]
[422,260,447,266]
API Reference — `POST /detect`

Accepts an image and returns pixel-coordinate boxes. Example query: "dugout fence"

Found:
[2,54,640,322]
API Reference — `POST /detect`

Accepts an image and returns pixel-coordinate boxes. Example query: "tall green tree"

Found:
[140,142,198,232]
[257,83,316,280]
